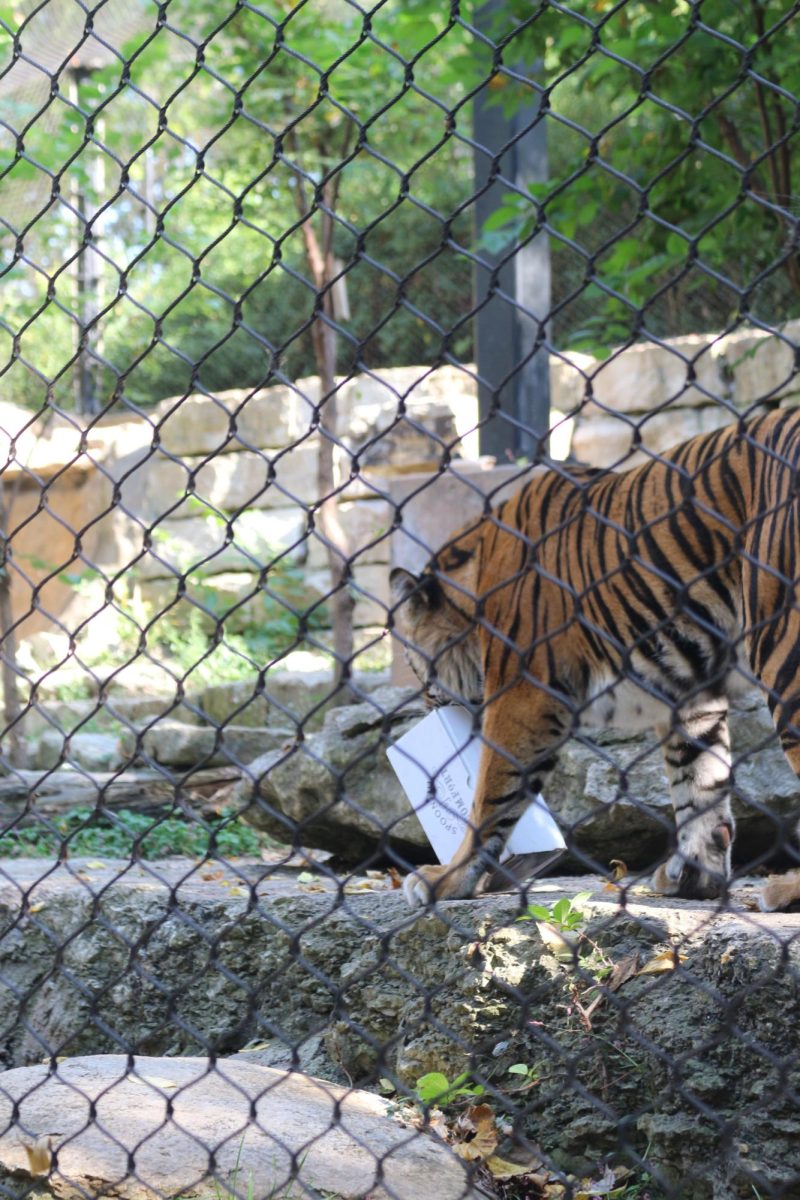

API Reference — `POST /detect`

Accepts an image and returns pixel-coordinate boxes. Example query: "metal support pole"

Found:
[473,5,550,463]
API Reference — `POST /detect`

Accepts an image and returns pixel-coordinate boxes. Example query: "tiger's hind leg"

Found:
[744,563,800,912]
[652,704,735,901]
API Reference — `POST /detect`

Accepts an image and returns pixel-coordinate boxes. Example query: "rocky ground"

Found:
[0,853,797,1200]
[2,680,800,1200]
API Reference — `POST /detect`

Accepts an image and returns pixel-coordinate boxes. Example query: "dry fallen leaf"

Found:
[609,859,627,881]
[606,952,640,992]
[85,860,107,870]
[387,867,403,890]
[575,1163,618,1197]
[427,1109,449,1140]
[201,869,224,882]
[22,1135,53,1175]
[485,1154,537,1179]
[582,952,641,1021]
[451,1104,498,1162]
[638,950,687,976]
[27,902,44,914]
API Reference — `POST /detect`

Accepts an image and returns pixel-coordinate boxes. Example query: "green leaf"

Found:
[522,903,552,922]
[415,1072,452,1103]
[666,232,687,257]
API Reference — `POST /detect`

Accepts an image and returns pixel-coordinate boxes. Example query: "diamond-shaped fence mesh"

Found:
[0,0,799,1197]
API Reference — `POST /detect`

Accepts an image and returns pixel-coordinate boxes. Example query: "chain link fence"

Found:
[1,1,800,1198]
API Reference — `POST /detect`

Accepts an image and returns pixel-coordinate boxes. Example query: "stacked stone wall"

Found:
[6,321,799,670]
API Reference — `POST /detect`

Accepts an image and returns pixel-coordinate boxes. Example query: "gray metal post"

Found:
[473,7,550,463]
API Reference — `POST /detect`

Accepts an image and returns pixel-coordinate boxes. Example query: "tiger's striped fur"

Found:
[391,407,800,911]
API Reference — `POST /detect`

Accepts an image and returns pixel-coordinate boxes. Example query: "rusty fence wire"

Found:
[0,1,799,1199]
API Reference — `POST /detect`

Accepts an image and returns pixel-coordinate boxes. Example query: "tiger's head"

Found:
[390,543,484,709]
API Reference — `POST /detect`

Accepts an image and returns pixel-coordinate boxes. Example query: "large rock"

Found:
[121,720,295,769]
[29,730,124,772]
[237,685,427,859]
[235,687,800,870]
[549,697,800,870]
[0,858,797,1197]
[0,1054,477,1200]
[197,666,393,731]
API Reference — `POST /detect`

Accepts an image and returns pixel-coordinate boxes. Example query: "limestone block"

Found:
[198,671,340,731]
[21,631,71,669]
[352,562,391,627]
[334,366,475,469]
[198,664,393,730]
[101,695,204,728]
[136,507,313,581]
[154,386,308,456]
[100,657,192,700]
[199,679,271,729]
[135,444,319,522]
[724,326,800,408]
[550,320,800,425]
[551,335,728,418]
[122,720,294,768]
[570,403,736,470]
[300,562,390,628]
[306,499,392,569]
[388,461,533,574]
[29,730,124,772]
[337,364,476,427]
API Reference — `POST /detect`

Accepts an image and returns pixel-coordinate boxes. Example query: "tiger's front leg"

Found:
[652,704,735,901]
[403,682,566,907]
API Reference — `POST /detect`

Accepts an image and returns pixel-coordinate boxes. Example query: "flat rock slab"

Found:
[0,1054,478,1200]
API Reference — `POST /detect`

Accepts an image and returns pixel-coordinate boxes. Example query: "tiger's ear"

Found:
[390,568,440,611]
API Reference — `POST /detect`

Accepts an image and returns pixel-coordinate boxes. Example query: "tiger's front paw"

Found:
[402,863,481,908]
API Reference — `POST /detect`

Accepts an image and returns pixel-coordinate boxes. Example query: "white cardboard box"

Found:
[387,706,565,864]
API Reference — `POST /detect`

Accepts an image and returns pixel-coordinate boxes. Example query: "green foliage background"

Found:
[0,0,797,409]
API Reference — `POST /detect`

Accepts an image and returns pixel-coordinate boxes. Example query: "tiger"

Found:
[390,405,800,913]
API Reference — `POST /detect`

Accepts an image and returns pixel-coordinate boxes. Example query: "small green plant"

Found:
[518,890,593,933]
[506,1062,539,1089]
[49,675,95,703]
[0,807,273,860]
[414,1070,485,1107]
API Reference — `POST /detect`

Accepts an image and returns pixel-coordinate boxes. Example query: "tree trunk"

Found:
[291,154,356,699]
[0,485,22,767]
